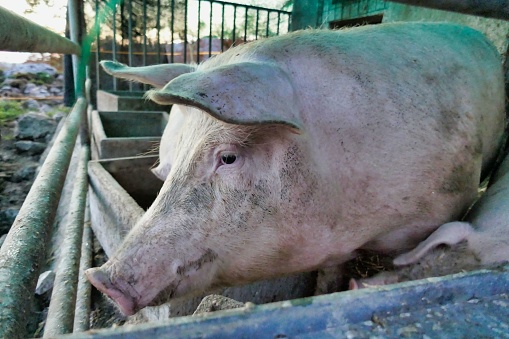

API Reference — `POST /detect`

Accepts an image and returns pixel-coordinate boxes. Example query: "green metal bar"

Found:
[0,98,86,339]
[388,0,509,20]
[68,0,82,96]
[44,144,90,337]
[73,212,93,333]
[0,6,80,55]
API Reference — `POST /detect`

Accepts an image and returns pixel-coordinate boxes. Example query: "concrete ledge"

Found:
[96,90,170,112]
[91,110,168,159]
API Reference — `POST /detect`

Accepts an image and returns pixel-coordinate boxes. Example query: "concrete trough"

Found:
[96,90,169,112]
[88,155,161,256]
[91,110,168,159]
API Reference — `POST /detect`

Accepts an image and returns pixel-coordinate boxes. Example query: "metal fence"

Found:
[0,3,89,338]
[91,0,291,93]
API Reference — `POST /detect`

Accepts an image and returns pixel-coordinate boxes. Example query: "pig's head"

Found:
[86,61,331,315]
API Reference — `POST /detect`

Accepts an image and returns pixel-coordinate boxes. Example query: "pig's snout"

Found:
[85,267,140,316]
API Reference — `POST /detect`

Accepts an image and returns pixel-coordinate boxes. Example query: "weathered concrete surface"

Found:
[90,110,167,160]
[88,158,151,257]
[96,90,169,112]
[383,3,509,54]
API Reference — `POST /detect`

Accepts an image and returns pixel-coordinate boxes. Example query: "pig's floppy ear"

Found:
[148,62,302,130]
[100,60,195,89]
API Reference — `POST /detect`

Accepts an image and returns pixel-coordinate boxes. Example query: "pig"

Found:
[85,22,505,316]
[349,154,509,290]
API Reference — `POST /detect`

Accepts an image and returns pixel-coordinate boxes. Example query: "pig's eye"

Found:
[221,154,237,165]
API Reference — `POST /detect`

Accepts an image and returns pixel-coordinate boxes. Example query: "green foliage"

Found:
[0,101,24,123]
[0,69,4,84]
[45,106,71,118]
[34,72,54,85]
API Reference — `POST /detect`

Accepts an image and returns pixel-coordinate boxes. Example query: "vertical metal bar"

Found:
[43,144,90,337]
[197,0,201,63]
[171,0,175,63]
[277,11,280,35]
[221,4,225,52]
[156,0,161,63]
[95,0,100,91]
[265,10,270,37]
[72,208,93,333]
[143,0,147,91]
[208,1,213,58]
[184,0,188,63]
[232,5,236,45]
[243,7,248,42]
[68,0,81,96]
[128,0,133,91]
[287,13,291,33]
[112,4,117,90]
[255,9,259,40]
[0,98,86,339]
[143,0,147,66]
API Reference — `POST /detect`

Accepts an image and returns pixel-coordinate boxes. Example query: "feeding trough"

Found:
[90,110,168,159]
[96,90,169,112]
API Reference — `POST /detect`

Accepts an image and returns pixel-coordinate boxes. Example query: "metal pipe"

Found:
[0,6,80,54]
[266,11,270,37]
[112,4,118,90]
[387,0,509,21]
[68,0,82,95]
[255,9,259,40]
[73,209,93,333]
[232,5,237,44]
[0,98,86,338]
[143,0,147,91]
[244,7,248,42]
[95,0,101,92]
[128,0,133,91]
[221,4,225,52]
[170,0,174,63]
[197,0,201,63]
[277,12,280,35]
[157,0,161,63]
[209,1,213,58]
[44,143,90,337]
[184,0,188,63]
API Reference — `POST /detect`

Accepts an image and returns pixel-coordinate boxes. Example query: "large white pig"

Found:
[86,22,505,315]
[349,152,509,290]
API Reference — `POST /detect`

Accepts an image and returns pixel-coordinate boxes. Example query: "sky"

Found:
[0,0,289,63]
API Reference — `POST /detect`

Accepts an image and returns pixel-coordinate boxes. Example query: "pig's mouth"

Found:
[85,268,143,316]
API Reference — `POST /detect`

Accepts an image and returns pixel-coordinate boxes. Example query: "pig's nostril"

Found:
[85,267,139,316]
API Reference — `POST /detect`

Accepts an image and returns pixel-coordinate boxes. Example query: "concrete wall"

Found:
[383,3,509,55]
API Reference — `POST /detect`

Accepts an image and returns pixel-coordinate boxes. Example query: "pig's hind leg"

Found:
[393,222,474,266]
